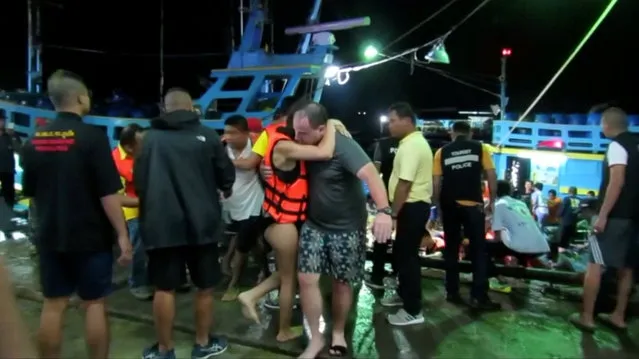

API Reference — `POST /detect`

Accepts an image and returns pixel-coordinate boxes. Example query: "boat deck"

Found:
[3,232,638,358]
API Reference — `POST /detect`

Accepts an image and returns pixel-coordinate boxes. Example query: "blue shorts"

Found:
[38,250,114,300]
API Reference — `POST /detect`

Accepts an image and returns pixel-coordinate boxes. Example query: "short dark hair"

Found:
[534,182,543,191]
[587,190,595,196]
[224,115,249,132]
[291,100,328,129]
[568,186,577,195]
[47,69,87,108]
[548,189,557,196]
[451,121,471,134]
[496,180,512,197]
[388,102,416,124]
[120,123,144,146]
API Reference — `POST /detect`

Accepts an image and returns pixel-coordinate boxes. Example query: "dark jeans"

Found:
[127,219,149,288]
[0,171,15,208]
[393,201,430,316]
[442,203,489,300]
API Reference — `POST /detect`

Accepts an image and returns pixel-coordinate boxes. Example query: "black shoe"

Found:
[446,293,465,305]
[176,283,191,293]
[469,297,501,311]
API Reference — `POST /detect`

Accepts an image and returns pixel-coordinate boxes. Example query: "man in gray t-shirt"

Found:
[292,102,392,358]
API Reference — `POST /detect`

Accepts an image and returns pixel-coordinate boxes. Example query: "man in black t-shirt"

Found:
[570,107,639,332]
[366,137,399,289]
[21,70,131,359]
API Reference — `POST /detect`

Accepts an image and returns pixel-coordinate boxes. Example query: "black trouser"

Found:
[442,203,489,300]
[0,171,15,208]
[371,241,394,282]
[393,201,430,316]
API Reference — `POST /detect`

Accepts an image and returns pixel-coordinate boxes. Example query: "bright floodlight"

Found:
[424,42,450,64]
[364,45,379,60]
[324,65,340,78]
[379,115,388,123]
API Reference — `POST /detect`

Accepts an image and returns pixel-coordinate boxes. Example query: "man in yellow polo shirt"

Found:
[381,102,433,327]
[432,120,499,310]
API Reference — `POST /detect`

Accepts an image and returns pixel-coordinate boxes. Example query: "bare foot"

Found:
[221,288,239,302]
[276,327,303,342]
[238,292,261,324]
[298,336,325,359]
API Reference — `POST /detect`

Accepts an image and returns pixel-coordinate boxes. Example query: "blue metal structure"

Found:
[1,0,370,148]
[492,112,639,196]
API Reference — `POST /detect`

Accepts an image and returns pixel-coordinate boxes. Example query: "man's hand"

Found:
[593,215,607,233]
[372,213,393,243]
[328,119,352,139]
[260,163,273,180]
[117,234,132,266]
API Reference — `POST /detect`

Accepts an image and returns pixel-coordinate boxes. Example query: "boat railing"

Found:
[493,119,639,153]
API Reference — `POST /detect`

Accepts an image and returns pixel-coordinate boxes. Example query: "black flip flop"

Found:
[329,345,348,358]
[597,314,628,332]
[569,314,595,333]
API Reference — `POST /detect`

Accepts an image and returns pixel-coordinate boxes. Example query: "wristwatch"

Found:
[377,207,393,216]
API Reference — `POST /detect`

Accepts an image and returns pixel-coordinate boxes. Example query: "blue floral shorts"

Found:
[298,223,366,285]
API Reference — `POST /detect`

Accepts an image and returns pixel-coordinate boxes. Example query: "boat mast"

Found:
[27,0,43,93]
[159,0,165,103]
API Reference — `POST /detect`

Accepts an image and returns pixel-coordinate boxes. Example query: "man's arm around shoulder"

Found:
[206,128,235,198]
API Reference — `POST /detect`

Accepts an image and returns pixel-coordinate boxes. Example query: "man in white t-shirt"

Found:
[530,182,548,226]
[492,180,550,256]
[221,115,265,301]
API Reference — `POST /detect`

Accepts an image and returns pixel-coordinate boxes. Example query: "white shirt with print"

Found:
[492,196,550,254]
[224,139,264,221]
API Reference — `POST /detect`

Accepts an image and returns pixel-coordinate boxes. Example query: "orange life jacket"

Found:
[262,123,308,223]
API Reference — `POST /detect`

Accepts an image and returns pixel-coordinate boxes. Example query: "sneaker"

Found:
[383,276,398,289]
[263,292,280,309]
[364,274,384,289]
[468,297,501,311]
[142,343,176,359]
[387,308,425,326]
[380,293,403,307]
[130,286,154,301]
[191,336,228,359]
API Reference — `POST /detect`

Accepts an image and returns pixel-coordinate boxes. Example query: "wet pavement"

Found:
[2,231,638,358]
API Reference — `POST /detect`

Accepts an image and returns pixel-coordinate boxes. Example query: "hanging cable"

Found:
[381,0,459,52]
[497,0,619,147]
[393,56,500,97]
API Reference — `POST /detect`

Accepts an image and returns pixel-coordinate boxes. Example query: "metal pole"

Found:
[499,56,507,120]
[159,0,164,103]
[35,3,42,93]
[27,0,33,93]
[239,0,244,38]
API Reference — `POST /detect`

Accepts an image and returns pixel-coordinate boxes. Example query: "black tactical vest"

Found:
[440,138,484,205]
[598,131,639,219]
[378,137,399,189]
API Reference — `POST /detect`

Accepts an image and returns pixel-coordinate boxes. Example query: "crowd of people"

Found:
[0,68,636,359]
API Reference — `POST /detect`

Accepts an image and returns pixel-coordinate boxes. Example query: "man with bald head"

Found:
[571,107,639,332]
[21,70,132,359]
[134,87,235,358]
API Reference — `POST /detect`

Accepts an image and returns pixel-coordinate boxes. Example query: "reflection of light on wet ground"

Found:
[391,328,417,359]
[351,284,378,357]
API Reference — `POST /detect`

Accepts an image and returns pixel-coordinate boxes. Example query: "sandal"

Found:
[569,314,595,333]
[329,345,348,358]
[597,313,628,332]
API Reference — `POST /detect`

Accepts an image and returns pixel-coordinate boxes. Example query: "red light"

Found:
[501,48,512,57]
[538,139,564,149]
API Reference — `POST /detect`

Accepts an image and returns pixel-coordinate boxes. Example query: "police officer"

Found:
[0,115,21,210]
[432,120,499,310]
[366,136,399,289]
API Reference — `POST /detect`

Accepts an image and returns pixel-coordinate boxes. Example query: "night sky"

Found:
[2,0,637,128]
